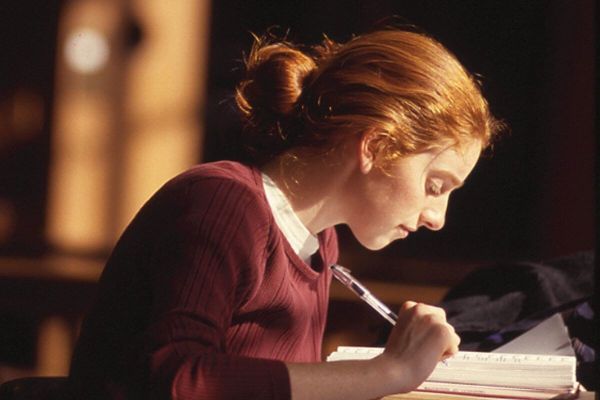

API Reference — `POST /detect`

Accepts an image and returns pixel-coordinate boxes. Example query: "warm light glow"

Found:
[64,27,110,74]
[48,0,209,251]
[6,89,45,141]
[37,317,73,376]
[117,0,210,232]
[47,0,123,253]
[0,199,17,244]
[120,124,201,222]
[47,94,114,249]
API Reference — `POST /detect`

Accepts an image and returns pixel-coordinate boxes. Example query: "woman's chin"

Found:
[349,226,400,251]
[358,236,393,251]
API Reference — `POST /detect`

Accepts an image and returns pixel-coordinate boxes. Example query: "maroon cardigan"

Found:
[69,161,339,399]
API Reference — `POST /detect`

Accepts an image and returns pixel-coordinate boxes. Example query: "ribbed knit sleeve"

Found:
[69,162,337,400]
[143,174,290,399]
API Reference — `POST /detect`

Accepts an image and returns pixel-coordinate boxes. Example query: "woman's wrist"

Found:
[370,353,414,396]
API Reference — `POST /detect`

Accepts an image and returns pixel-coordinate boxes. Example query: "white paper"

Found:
[492,313,575,356]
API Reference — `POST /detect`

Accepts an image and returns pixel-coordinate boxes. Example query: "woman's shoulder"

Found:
[162,160,262,196]
[148,160,268,217]
[174,160,259,184]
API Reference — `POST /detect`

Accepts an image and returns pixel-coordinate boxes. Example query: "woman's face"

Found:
[345,140,482,250]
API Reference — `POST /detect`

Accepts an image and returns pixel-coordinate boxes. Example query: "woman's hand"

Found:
[376,301,460,394]
[287,301,459,400]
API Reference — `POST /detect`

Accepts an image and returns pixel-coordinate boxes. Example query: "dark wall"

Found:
[203,0,596,262]
[0,1,61,256]
[0,0,61,370]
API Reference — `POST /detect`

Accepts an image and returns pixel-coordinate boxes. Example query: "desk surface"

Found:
[383,391,596,400]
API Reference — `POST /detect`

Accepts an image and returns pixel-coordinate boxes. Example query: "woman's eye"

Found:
[428,180,443,196]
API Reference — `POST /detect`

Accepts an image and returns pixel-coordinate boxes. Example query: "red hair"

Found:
[236,29,503,165]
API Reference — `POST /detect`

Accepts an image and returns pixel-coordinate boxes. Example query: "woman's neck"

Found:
[261,149,355,235]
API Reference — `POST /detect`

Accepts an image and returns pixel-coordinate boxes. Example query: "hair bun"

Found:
[236,38,316,125]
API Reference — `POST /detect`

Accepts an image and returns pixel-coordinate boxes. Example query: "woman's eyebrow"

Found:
[434,170,464,188]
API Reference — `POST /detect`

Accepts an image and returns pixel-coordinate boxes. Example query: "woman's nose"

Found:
[419,199,448,231]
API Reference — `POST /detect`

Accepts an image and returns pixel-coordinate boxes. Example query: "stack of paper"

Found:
[327,347,577,399]
[327,314,580,399]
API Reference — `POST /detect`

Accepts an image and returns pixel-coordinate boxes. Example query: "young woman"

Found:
[69,29,502,399]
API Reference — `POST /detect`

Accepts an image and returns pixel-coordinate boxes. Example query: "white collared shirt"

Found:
[262,173,319,264]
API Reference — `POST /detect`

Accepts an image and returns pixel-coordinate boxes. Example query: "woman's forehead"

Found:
[426,140,482,176]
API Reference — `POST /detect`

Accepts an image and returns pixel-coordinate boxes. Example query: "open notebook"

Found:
[327,314,580,400]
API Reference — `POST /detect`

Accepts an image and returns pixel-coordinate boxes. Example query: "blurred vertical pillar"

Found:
[36,316,74,376]
[539,0,595,257]
[47,0,126,254]
[47,0,210,254]
[117,0,210,232]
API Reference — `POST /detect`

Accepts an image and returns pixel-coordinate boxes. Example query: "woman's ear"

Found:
[358,130,377,174]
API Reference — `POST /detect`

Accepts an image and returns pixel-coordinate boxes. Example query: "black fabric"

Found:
[438,251,595,389]
[374,252,596,387]
[441,251,593,336]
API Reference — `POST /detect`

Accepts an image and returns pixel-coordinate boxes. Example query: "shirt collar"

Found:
[261,173,320,263]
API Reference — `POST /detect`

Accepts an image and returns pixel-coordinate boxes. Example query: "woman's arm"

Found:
[143,168,457,399]
[143,174,293,399]
[288,302,459,400]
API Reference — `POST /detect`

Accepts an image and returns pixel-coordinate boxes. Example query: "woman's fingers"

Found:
[392,301,460,361]
[381,301,462,392]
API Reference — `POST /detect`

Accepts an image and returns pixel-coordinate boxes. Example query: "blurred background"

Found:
[0,0,595,384]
